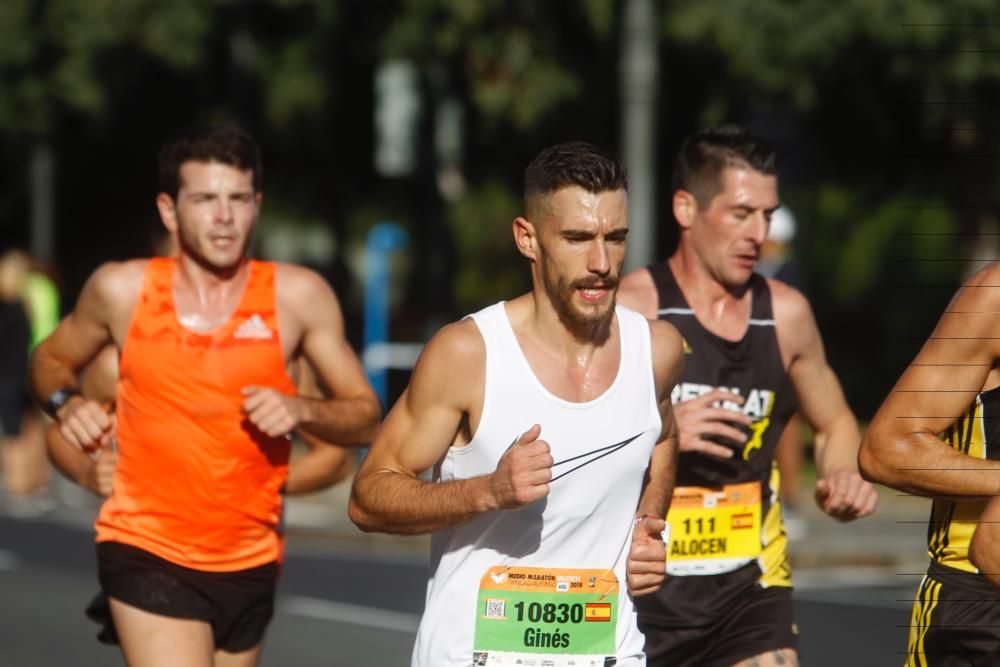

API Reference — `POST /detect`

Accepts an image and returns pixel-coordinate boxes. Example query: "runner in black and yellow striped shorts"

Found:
[862,264,1000,666]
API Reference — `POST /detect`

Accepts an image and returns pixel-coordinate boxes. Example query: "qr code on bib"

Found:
[484,598,506,619]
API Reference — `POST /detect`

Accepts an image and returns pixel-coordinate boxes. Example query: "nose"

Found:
[588,239,610,276]
[215,198,235,225]
[749,211,768,246]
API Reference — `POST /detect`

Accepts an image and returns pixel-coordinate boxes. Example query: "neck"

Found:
[526,287,614,359]
[669,243,750,309]
[174,254,250,305]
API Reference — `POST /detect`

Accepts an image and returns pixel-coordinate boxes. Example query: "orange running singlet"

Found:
[95,258,296,571]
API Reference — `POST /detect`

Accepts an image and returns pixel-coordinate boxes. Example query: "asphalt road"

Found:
[0,516,914,666]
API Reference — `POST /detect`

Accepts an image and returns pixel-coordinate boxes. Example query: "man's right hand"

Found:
[57,397,114,454]
[674,389,751,459]
[489,424,553,509]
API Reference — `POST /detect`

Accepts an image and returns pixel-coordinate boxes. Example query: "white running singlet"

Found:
[412,302,662,667]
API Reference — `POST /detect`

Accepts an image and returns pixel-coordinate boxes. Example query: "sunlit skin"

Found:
[167,161,259,273]
[675,167,779,299]
[521,186,629,342]
[155,161,262,331]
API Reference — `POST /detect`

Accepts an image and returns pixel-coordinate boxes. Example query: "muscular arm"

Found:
[627,319,683,595]
[772,283,857,474]
[45,345,119,496]
[349,320,552,535]
[264,265,381,445]
[284,360,354,494]
[860,266,1000,497]
[31,262,139,451]
[635,320,683,518]
[30,262,136,408]
[774,281,877,519]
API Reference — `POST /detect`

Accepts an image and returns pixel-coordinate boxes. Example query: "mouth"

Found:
[574,280,618,304]
[733,254,757,269]
[209,234,239,249]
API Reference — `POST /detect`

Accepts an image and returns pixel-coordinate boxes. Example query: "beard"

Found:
[540,254,619,342]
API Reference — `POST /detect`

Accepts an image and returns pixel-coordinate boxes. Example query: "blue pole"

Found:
[364,222,409,409]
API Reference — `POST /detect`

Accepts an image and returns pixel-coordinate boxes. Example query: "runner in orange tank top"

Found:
[30,125,381,667]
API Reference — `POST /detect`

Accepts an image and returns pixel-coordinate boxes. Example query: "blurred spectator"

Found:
[0,249,52,516]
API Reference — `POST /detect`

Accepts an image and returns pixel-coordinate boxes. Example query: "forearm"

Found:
[46,426,98,495]
[861,429,1000,497]
[285,445,353,495]
[30,344,80,411]
[349,469,498,535]
[297,395,382,446]
[636,438,678,518]
[813,412,861,478]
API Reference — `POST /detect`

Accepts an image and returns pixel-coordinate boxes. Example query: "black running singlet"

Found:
[636,263,797,627]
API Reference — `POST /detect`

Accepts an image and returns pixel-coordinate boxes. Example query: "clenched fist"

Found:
[489,424,553,510]
[242,386,303,437]
[627,515,668,595]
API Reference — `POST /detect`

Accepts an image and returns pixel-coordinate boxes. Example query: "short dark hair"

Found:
[158,125,262,199]
[672,125,776,209]
[524,141,627,212]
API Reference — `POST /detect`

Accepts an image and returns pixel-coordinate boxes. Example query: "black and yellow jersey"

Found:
[926,389,1000,573]
[906,389,1000,666]
[635,263,797,627]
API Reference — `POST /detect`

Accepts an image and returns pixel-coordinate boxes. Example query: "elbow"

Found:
[857,432,902,487]
[347,483,381,534]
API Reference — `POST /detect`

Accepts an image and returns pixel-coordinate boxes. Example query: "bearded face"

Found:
[531,186,628,338]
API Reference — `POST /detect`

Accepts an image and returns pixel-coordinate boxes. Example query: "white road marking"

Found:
[279,596,420,633]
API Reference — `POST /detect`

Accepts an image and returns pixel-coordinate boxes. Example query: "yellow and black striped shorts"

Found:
[907,561,1000,666]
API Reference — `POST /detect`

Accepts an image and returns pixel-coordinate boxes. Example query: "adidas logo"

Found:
[234,314,273,340]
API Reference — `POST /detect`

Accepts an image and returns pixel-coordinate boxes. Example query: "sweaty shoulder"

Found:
[617,267,658,319]
[274,262,337,310]
[410,318,486,411]
[647,318,683,399]
[767,277,820,363]
[767,277,812,327]
[86,259,148,314]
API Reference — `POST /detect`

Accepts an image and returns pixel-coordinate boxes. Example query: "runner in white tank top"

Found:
[351,142,684,666]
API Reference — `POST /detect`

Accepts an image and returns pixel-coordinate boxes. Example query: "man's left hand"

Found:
[627,515,668,596]
[242,386,303,437]
[815,470,879,521]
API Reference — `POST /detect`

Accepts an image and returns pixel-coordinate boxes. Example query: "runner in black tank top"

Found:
[618,125,878,667]
[635,264,799,664]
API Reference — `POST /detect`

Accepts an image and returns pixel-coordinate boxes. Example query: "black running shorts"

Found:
[88,541,279,653]
[907,561,1000,666]
[639,585,798,666]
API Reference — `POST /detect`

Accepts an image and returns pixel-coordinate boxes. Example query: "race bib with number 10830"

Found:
[472,565,618,666]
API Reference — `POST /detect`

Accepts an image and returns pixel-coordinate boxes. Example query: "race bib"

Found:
[472,565,618,666]
[665,481,762,576]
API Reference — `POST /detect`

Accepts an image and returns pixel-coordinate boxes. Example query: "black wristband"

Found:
[44,387,81,416]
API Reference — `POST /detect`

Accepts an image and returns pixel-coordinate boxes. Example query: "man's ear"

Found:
[156,193,178,234]
[673,190,698,230]
[513,216,539,261]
